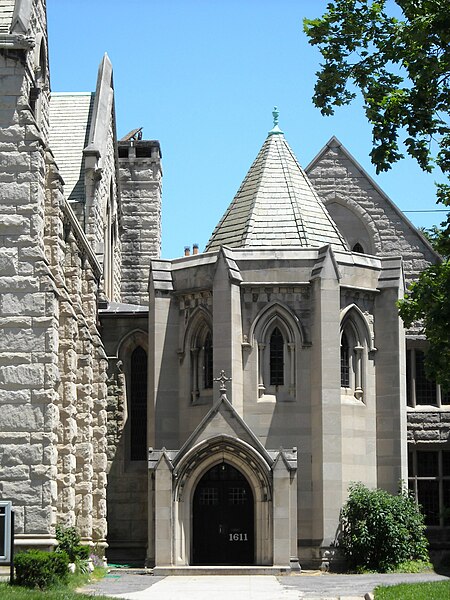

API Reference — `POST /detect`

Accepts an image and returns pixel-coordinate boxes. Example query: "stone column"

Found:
[375,258,407,491]
[310,247,342,567]
[154,454,173,566]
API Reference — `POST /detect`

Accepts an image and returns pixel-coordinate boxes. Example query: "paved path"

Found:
[80,571,450,600]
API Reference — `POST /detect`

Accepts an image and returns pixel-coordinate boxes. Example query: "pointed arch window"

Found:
[190,323,213,402]
[340,332,350,387]
[254,309,300,401]
[269,327,284,386]
[352,242,364,254]
[203,331,213,389]
[340,322,364,401]
[130,346,148,461]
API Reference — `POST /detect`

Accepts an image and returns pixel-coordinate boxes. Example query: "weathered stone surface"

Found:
[0,248,17,275]
[0,363,45,386]
[24,506,53,534]
[2,292,46,315]
[0,405,44,431]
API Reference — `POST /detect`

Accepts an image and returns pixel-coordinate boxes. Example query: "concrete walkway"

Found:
[79,571,450,600]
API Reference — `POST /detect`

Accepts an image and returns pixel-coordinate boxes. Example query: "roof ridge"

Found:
[241,136,276,246]
[275,136,309,245]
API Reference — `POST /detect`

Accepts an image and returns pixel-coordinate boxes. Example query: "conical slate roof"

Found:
[206,128,347,252]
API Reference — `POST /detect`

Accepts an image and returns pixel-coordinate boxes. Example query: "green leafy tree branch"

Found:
[304,0,450,387]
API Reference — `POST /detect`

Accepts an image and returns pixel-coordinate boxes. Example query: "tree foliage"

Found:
[339,483,429,572]
[303,0,450,183]
[304,1,450,387]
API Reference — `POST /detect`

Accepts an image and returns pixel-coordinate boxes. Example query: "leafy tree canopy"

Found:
[304,0,450,187]
[304,0,450,388]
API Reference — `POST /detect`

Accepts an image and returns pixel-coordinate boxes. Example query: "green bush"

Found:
[339,482,429,572]
[14,549,69,589]
[55,525,80,562]
[55,525,89,563]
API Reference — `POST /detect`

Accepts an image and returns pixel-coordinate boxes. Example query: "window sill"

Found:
[407,405,450,411]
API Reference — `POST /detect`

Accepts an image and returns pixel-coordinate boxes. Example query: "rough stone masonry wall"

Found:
[85,118,122,303]
[46,176,108,549]
[407,412,450,443]
[119,143,162,306]
[307,142,437,285]
[0,0,60,548]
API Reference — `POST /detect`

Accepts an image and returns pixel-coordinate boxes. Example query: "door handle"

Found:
[219,524,222,534]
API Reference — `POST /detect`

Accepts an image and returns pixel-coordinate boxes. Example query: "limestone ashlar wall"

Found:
[306,139,438,285]
[119,140,162,306]
[0,0,59,550]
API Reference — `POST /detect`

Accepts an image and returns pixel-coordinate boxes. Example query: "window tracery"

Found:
[189,322,213,402]
[251,303,302,401]
[340,315,367,402]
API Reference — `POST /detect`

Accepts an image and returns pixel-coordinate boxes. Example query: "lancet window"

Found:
[252,303,302,401]
[189,321,213,402]
[269,327,284,386]
[130,346,148,461]
[340,319,365,401]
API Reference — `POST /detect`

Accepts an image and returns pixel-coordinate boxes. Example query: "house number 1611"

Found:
[229,533,248,541]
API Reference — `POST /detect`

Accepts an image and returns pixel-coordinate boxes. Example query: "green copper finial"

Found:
[273,106,279,127]
[268,106,284,136]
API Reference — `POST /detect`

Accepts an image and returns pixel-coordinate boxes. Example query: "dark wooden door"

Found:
[193,463,254,565]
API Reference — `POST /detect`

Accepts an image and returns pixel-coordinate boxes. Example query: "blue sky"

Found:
[47,0,446,259]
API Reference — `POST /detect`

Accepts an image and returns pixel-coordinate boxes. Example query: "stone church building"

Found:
[0,0,449,570]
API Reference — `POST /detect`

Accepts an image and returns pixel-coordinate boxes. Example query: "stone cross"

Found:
[214,370,232,393]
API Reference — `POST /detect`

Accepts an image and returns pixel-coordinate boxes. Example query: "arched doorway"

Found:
[192,462,254,565]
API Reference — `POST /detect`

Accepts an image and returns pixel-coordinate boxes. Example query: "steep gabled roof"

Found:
[306,136,440,261]
[49,92,95,203]
[206,130,347,252]
[0,1,16,33]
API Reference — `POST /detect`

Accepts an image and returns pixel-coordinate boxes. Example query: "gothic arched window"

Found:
[270,327,284,386]
[352,242,364,254]
[189,322,213,403]
[203,331,213,389]
[130,346,148,461]
[340,332,350,387]
[340,322,364,401]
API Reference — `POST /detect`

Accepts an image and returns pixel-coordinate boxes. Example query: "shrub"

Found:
[55,525,80,562]
[339,482,429,572]
[14,549,69,589]
[55,525,89,563]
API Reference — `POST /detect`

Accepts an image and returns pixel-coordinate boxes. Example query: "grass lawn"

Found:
[0,568,116,600]
[374,580,450,599]
[0,582,117,600]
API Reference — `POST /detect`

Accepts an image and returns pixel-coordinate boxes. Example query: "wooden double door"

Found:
[193,463,254,565]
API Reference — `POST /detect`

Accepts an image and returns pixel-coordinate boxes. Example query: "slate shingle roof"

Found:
[0,0,15,33]
[206,132,347,252]
[49,93,95,203]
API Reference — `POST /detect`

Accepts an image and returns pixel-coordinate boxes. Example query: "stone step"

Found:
[152,565,292,576]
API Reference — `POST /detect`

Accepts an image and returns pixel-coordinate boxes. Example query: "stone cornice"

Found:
[0,33,34,50]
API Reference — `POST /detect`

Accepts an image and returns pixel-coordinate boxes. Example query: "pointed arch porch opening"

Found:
[192,462,254,565]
